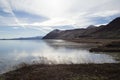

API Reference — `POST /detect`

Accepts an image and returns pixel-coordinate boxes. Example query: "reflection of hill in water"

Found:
[44,40,98,50]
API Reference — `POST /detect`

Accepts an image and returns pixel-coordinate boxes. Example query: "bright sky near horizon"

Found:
[0,0,120,38]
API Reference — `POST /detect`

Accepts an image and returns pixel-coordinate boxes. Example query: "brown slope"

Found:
[90,17,120,38]
[43,17,120,39]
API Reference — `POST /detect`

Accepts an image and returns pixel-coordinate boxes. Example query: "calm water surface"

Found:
[0,40,119,73]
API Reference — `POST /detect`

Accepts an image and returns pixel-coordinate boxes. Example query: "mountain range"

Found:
[0,36,42,40]
[43,17,120,39]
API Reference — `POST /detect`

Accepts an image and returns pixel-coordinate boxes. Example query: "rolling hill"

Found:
[43,17,120,39]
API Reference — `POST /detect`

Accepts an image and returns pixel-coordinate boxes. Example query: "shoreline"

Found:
[64,38,120,52]
[1,63,120,80]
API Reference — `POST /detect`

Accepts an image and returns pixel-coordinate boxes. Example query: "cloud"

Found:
[0,0,26,28]
[1,0,120,25]
[0,0,120,38]
[90,10,120,17]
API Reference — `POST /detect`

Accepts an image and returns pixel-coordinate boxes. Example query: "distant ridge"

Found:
[0,36,43,40]
[43,17,120,39]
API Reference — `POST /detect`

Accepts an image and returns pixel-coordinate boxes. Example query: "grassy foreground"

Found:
[1,63,120,80]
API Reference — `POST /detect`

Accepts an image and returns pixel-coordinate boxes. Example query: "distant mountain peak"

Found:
[113,17,120,21]
[108,17,120,26]
[43,17,120,39]
[87,25,96,29]
[52,29,61,32]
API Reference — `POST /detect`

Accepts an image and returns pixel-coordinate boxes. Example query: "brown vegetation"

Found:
[90,41,120,52]
[1,63,120,80]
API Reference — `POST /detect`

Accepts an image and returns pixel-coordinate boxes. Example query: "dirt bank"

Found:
[1,63,120,80]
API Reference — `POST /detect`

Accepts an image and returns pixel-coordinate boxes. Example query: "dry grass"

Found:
[1,63,120,80]
[89,41,120,52]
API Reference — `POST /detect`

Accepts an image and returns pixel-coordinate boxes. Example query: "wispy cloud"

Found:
[0,0,120,38]
[0,0,26,27]
[0,0,120,27]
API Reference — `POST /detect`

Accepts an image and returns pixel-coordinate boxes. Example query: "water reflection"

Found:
[44,40,99,50]
[0,40,119,73]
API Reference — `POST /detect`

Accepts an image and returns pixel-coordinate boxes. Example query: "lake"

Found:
[0,40,119,73]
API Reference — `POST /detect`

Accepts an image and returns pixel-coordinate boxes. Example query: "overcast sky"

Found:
[0,0,120,38]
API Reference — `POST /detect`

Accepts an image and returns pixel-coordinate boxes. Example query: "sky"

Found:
[0,0,120,38]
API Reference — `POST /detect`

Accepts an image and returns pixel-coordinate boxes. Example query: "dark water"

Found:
[0,40,119,73]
